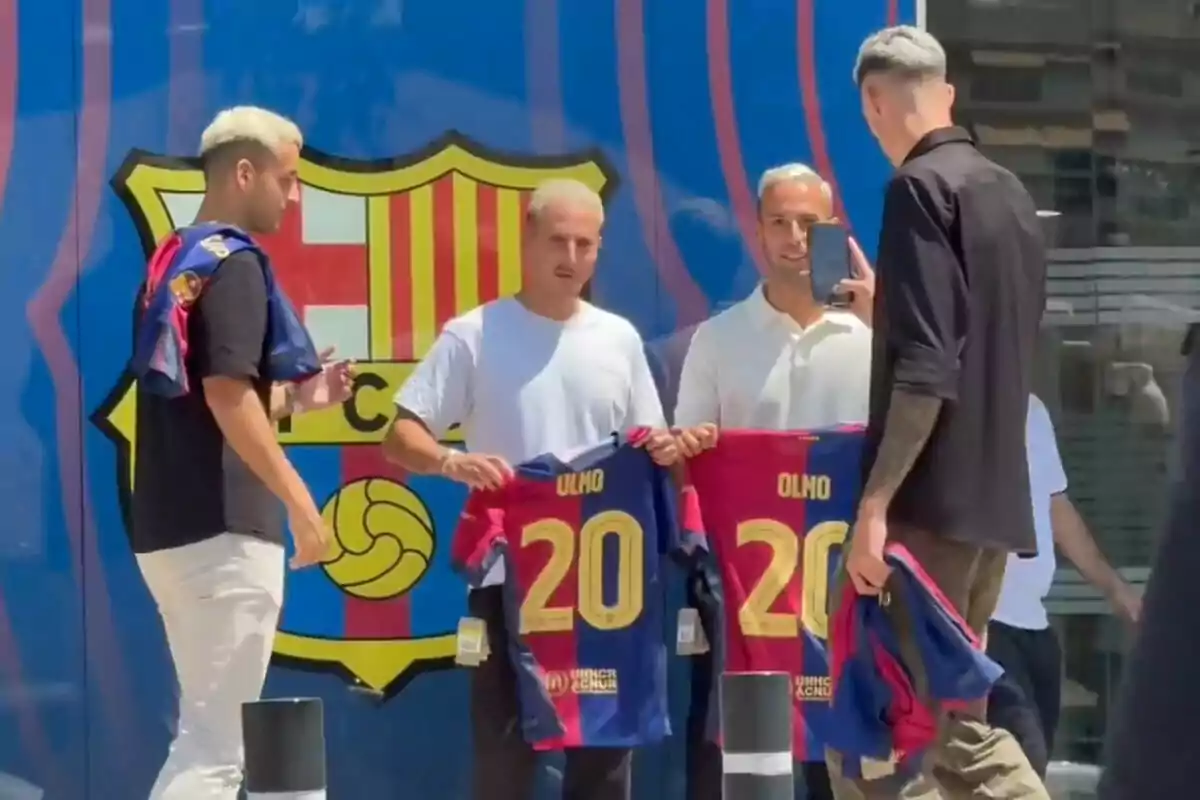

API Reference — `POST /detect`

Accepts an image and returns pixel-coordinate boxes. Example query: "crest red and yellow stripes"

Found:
[369,174,531,361]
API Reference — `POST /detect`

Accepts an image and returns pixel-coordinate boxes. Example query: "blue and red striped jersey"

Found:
[129,222,320,398]
[827,544,1004,778]
[451,429,703,750]
[686,427,864,761]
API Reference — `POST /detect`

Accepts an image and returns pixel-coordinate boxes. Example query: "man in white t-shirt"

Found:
[671,163,875,800]
[383,179,678,800]
[987,394,1141,778]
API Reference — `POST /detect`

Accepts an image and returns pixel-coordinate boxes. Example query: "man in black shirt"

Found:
[132,106,351,800]
[826,27,1049,799]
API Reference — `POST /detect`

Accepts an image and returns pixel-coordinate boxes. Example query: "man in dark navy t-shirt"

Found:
[132,106,352,800]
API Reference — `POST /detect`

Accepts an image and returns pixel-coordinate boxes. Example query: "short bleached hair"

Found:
[198,106,303,159]
[527,179,605,221]
[757,163,832,203]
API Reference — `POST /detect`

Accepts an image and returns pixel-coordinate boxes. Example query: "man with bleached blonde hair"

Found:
[385,178,680,799]
[132,105,352,798]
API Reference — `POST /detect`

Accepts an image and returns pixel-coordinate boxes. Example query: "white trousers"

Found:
[137,533,285,800]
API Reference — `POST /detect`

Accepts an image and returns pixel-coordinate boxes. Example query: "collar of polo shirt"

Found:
[747,284,859,335]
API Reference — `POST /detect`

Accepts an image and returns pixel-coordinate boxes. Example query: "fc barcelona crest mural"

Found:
[92,133,617,697]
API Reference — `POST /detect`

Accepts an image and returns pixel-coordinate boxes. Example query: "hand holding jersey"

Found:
[632,428,682,467]
[675,423,719,458]
[845,505,892,597]
[441,451,515,491]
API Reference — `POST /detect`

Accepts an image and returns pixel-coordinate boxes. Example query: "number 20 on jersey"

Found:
[518,510,646,634]
[737,519,848,641]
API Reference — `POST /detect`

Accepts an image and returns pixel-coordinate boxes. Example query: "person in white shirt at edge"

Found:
[382,178,679,800]
[986,395,1141,780]
[670,163,875,800]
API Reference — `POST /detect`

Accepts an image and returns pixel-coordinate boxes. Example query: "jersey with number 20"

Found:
[451,428,702,750]
[687,427,864,761]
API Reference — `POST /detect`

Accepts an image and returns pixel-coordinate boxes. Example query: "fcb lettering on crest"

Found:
[92,133,617,698]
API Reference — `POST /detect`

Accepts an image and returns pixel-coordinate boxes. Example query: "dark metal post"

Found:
[721,671,793,800]
[243,697,327,799]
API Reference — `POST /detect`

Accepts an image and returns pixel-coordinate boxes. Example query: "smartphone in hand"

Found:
[806,221,850,305]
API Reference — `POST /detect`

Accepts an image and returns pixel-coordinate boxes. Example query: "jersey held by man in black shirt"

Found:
[131,250,283,553]
[865,127,1046,555]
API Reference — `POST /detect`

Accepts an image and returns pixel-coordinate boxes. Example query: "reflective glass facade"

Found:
[929,0,1200,764]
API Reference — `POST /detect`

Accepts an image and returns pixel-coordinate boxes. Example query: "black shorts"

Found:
[985,620,1063,778]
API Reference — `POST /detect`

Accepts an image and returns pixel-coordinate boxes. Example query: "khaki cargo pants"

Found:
[825,526,1050,799]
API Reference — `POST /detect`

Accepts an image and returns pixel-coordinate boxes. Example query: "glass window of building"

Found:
[928,0,1200,766]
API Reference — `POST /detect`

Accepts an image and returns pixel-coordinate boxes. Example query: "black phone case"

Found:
[808,225,850,304]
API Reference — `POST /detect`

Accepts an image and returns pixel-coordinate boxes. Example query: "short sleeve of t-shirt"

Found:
[674,324,720,429]
[879,174,969,400]
[1027,396,1068,496]
[191,251,269,381]
[393,328,475,438]
[627,332,667,429]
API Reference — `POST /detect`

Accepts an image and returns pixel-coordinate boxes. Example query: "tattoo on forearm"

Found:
[862,389,943,507]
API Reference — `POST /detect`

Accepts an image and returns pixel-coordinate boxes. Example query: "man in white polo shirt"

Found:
[987,394,1141,778]
[672,163,874,800]
[383,178,678,800]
